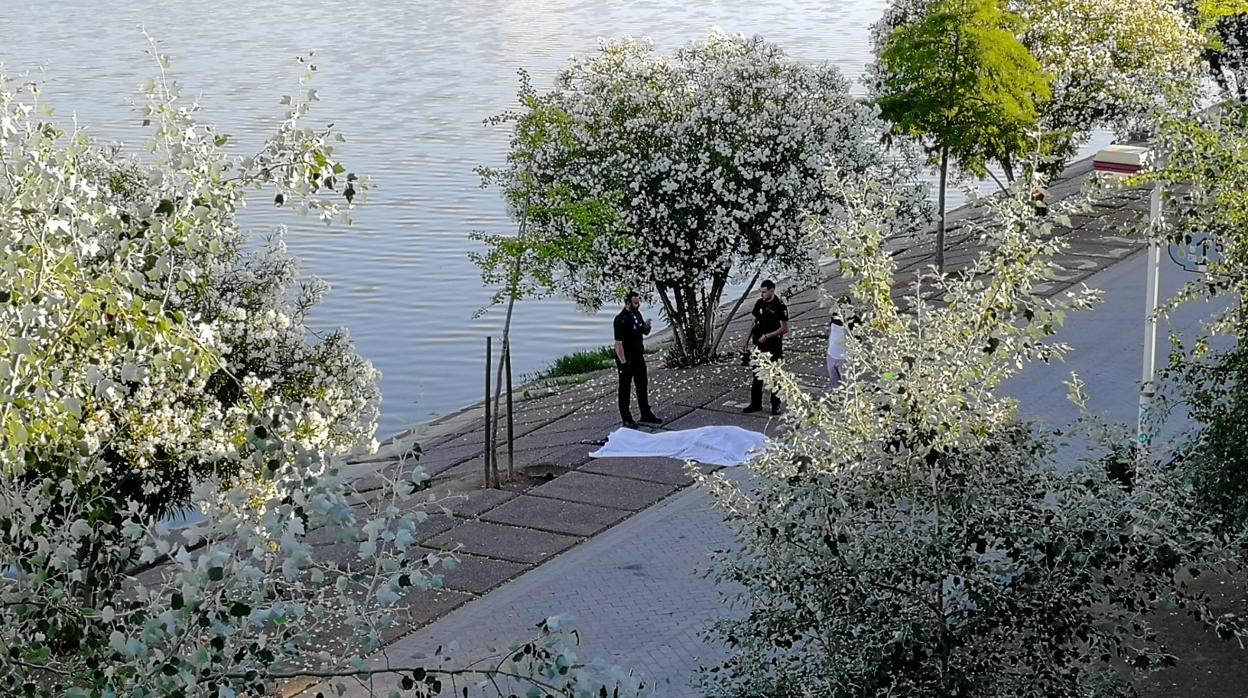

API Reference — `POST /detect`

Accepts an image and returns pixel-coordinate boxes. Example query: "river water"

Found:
[2,0,972,435]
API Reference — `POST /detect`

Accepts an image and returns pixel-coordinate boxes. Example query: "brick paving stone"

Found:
[580,456,698,486]
[410,441,488,473]
[702,385,761,413]
[1054,255,1106,273]
[482,495,629,536]
[528,471,676,511]
[526,408,623,436]
[309,513,457,570]
[784,300,821,316]
[436,487,517,518]
[319,472,747,698]
[415,548,528,595]
[787,308,830,327]
[673,377,743,409]
[448,444,595,486]
[505,432,605,460]
[507,402,583,427]
[632,403,696,427]
[1047,267,1094,283]
[785,357,834,380]
[383,586,475,644]
[509,422,607,446]
[426,520,581,564]
[346,459,427,494]
[428,458,488,487]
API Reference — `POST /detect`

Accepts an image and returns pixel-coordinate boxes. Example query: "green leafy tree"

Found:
[873,0,1050,273]
[699,170,1240,697]
[476,33,930,366]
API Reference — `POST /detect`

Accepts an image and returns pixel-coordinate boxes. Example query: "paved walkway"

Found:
[350,470,740,697]
[282,156,1200,694]
[316,243,1234,697]
[323,154,1152,617]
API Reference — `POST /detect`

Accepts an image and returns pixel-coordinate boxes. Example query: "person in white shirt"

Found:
[826,312,849,388]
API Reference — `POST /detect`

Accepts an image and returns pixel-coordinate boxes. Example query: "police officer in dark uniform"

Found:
[614,291,662,429]
[741,279,789,415]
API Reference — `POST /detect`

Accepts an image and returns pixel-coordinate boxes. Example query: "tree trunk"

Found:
[655,275,737,366]
[683,285,701,359]
[711,267,762,356]
[937,146,948,275]
[1000,156,1015,185]
[655,283,687,359]
[487,197,527,485]
[702,272,727,358]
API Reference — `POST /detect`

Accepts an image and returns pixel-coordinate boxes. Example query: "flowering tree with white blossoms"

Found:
[0,54,642,696]
[476,33,930,365]
[1015,0,1205,165]
[699,168,1241,696]
[873,0,1205,177]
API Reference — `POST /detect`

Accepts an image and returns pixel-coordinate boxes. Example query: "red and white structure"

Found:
[1092,144,1151,177]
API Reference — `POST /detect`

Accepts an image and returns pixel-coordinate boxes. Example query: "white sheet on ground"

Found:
[589,425,768,467]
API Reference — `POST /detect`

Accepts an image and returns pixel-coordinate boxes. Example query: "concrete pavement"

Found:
[316,244,1235,697]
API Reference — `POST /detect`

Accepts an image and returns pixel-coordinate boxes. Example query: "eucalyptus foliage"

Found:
[700,169,1240,697]
[475,32,929,365]
[0,54,641,696]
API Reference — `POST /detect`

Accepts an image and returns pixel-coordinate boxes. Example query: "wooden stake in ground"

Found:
[505,343,515,479]
[488,250,524,485]
[484,336,495,489]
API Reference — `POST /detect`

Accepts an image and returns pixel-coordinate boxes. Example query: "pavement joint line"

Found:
[440,514,595,540]
[521,482,688,513]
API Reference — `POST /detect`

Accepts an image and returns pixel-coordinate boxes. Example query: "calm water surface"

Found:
[3,0,927,434]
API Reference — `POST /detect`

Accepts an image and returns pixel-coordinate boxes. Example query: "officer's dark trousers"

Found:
[749,344,783,410]
[617,356,652,421]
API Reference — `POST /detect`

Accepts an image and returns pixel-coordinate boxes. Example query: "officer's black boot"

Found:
[743,378,764,413]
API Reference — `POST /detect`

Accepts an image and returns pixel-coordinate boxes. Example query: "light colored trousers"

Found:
[827,356,846,388]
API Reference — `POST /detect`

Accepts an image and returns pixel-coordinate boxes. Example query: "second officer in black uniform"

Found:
[740,279,789,415]
[614,292,662,429]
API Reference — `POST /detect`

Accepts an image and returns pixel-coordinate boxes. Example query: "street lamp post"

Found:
[1092,144,1160,457]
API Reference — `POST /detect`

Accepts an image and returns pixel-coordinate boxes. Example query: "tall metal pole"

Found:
[1138,183,1163,457]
